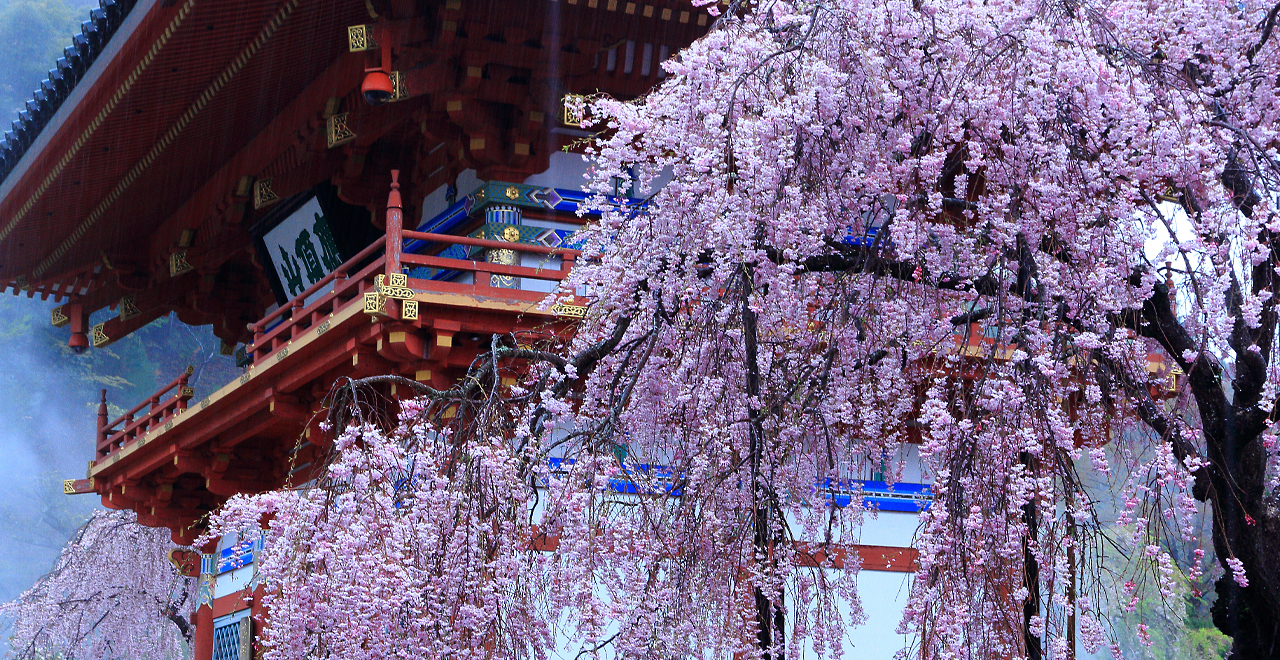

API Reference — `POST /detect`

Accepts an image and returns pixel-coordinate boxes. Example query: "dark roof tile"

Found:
[0,0,138,185]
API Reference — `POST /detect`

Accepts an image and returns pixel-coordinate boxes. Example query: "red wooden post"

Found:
[177,370,190,412]
[96,389,108,449]
[385,170,403,279]
[476,263,492,292]
[192,604,213,660]
[192,543,217,660]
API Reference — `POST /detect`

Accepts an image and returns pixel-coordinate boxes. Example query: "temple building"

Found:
[0,0,926,657]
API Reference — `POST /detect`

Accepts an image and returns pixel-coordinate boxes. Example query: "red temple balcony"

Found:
[73,175,587,544]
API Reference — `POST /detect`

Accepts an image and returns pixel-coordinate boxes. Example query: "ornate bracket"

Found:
[347,24,376,51]
[375,273,415,300]
[169,251,193,277]
[326,112,356,148]
[562,93,587,127]
[363,291,387,315]
[390,71,408,102]
[253,178,279,209]
[551,302,587,318]
[118,294,140,320]
[91,322,110,348]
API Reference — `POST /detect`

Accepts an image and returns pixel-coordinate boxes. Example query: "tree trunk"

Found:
[742,267,784,660]
[1207,409,1280,659]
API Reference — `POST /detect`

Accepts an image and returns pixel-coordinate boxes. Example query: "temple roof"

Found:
[0,0,141,188]
[0,0,368,298]
[0,0,703,343]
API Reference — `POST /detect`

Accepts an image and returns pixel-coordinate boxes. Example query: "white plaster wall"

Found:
[544,568,914,659]
[788,569,915,660]
[213,564,256,600]
[524,151,592,190]
[530,486,920,659]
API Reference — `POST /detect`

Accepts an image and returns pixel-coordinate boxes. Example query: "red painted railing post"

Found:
[385,170,403,279]
[177,370,190,412]
[96,389,108,450]
[476,263,493,292]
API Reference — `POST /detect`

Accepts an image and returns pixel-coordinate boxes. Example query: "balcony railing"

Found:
[89,177,590,473]
[96,366,194,458]
[246,224,581,366]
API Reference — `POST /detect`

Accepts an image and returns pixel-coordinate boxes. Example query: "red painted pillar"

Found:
[385,169,403,279]
[192,545,217,660]
[192,600,213,660]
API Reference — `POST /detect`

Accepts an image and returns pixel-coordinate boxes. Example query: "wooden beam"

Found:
[149,53,367,255]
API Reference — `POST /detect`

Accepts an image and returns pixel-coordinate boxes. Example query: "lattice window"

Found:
[212,616,251,660]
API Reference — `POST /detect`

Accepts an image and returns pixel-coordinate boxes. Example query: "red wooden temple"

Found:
[7,0,1184,656]
[0,0,707,656]
[2,0,704,525]
[0,0,1186,652]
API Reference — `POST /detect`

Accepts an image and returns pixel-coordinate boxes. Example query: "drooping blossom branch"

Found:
[204,0,1280,658]
[2,509,193,660]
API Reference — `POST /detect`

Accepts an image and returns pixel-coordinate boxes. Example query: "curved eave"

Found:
[0,0,367,291]
[0,0,144,188]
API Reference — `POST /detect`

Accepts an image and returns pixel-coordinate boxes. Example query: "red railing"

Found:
[251,235,387,337]
[94,172,588,463]
[246,199,581,366]
[96,366,194,457]
[399,229,579,290]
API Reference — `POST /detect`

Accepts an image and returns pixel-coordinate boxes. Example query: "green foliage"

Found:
[1105,592,1229,660]
[1182,627,1231,660]
[1075,437,1229,660]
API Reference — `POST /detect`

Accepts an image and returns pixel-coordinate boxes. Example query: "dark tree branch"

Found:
[1247,2,1280,62]
[1092,351,1214,499]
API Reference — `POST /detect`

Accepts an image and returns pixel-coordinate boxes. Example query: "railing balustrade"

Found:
[93,174,592,465]
[96,366,194,457]
[247,222,582,365]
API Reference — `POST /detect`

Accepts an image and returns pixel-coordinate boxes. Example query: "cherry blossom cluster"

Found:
[2,509,193,659]
[208,0,1280,657]
[565,0,1280,655]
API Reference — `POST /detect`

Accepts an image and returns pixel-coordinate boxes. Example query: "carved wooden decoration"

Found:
[551,302,588,318]
[390,71,408,102]
[253,178,279,209]
[326,112,355,148]
[347,24,375,51]
[563,94,587,127]
[169,251,193,277]
[118,294,140,320]
[91,322,109,348]
[167,548,202,577]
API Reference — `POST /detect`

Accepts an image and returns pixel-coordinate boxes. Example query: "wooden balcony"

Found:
[71,204,584,544]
